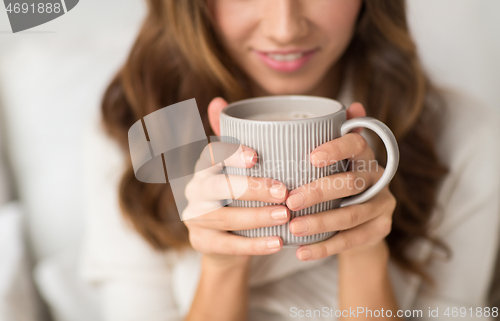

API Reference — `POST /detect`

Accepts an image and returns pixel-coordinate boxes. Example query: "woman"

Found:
[81,0,500,320]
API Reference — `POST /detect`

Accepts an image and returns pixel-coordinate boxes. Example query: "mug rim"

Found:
[220,95,346,124]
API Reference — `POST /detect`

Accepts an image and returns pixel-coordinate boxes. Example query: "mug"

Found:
[219,95,399,246]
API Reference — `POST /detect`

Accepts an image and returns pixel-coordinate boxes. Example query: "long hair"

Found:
[101,0,450,285]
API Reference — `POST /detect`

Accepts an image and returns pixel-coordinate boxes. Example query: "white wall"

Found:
[407,0,500,112]
[0,0,146,260]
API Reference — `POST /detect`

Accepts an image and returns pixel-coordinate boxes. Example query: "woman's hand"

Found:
[182,98,289,268]
[286,102,397,261]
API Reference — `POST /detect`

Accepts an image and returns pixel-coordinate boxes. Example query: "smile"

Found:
[253,49,318,73]
[266,52,306,61]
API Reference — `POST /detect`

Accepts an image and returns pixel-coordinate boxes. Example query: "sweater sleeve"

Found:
[78,121,183,321]
[409,92,500,320]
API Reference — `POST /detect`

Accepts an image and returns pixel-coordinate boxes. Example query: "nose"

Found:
[261,0,308,45]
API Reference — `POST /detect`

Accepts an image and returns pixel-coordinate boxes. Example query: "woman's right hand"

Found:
[182,140,290,268]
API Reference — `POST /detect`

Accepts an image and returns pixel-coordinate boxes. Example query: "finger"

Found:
[190,227,284,255]
[288,190,388,237]
[346,102,366,135]
[217,143,258,169]
[310,133,370,168]
[195,143,258,175]
[208,97,228,136]
[348,142,377,171]
[286,171,374,211]
[295,213,392,261]
[185,205,289,231]
[199,174,288,203]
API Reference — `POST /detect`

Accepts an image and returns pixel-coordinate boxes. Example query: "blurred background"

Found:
[0,1,499,320]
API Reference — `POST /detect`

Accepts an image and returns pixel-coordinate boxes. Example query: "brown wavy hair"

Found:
[101,0,450,285]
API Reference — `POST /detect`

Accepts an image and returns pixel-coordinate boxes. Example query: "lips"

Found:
[265,51,308,61]
[253,48,318,73]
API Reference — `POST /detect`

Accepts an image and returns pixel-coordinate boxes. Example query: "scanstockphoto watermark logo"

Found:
[127,99,246,222]
[3,0,79,33]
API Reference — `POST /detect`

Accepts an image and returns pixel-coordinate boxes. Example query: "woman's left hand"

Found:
[286,102,397,261]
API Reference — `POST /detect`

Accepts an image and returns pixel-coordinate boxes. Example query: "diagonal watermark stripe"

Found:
[128,99,246,221]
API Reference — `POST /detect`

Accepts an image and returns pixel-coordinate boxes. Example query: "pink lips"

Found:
[254,49,317,73]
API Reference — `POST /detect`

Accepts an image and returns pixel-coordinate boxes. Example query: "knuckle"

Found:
[308,184,324,202]
[188,231,203,252]
[317,244,329,259]
[329,141,343,160]
[381,191,397,214]
[351,133,367,153]
[339,235,353,252]
[343,171,356,181]
[219,210,232,231]
[317,215,328,233]
[184,178,197,202]
[361,231,373,245]
[339,172,362,194]
[343,172,357,188]
[378,217,393,236]
[348,209,360,227]
[356,175,369,193]
[388,193,397,211]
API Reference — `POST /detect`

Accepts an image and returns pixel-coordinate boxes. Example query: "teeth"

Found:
[266,52,304,62]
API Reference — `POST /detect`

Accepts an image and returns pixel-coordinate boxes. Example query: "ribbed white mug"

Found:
[220,96,399,246]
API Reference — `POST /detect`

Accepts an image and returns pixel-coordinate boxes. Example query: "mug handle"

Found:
[339,117,400,207]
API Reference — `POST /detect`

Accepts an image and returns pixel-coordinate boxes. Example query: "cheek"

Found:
[210,1,259,50]
[310,0,362,44]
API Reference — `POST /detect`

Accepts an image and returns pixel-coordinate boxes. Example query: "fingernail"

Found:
[287,193,304,209]
[298,249,312,260]
[267,238,281,249]
[270,183,286,199]
[271,208,288,221]
[311,151,328,166]
[290,220,309,234]
[240,151,255,164]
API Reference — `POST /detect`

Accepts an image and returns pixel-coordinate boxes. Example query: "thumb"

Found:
[346,102,367,134]
[208,97,228,136]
